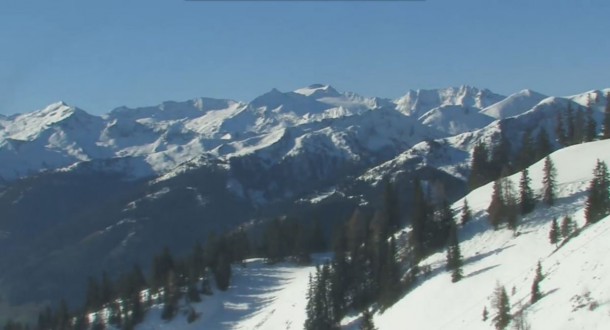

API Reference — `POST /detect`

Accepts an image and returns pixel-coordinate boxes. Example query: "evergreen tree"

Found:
[492,284,511,330]
[488,179,505,230]
[101,271,114,305]
[560,215,575,238]
[460,199,472,226]
[85,276,102,312]
[542,156,557,206]
[446,224,463,283]
[573,106,585,143]
[519,168,535,215]
[585,159,610,224]
[482,306,488,321]
[531,262,543,303]
[516,129,535,170]
[549,217,560,245]
[502,175,519,231]
[160,270,179,321]
[411,178,430,260]
[566,103,575,145]
[55,299,70,330]
[555,109,567,146]
[602,92,610,139]
[469,142,491,190]
[535,127,552,161]
[489,131,512,179]
[214,252,232,291]
[383,180,401,232]
[585,103,597,142]
[360,310,377,330]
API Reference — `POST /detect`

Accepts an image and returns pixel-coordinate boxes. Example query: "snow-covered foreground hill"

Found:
[376,139,610,330]
[134,139,610,330]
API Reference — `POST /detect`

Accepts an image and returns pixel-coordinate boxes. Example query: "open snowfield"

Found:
[135,258,326,330]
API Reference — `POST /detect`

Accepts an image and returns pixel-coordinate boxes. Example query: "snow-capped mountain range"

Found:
[0,84,513,182]
[0,84,608,322]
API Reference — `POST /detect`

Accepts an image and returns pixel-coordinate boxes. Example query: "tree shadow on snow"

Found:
[465,264,500,279]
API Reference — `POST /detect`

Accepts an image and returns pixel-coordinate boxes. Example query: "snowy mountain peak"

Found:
[294,84,341,98]
[480,89,547,119]
[395,86,505,117]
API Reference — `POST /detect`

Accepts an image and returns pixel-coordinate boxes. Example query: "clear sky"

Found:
[0,0,608,115]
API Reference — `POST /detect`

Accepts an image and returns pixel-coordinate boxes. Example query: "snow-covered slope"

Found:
[480,89,547,119]
[374,139,610,330]
[135,258,322,330]
[418,105,495,135]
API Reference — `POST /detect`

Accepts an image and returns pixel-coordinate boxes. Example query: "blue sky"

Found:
[0,0,608,115]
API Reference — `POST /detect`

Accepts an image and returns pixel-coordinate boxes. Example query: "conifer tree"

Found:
[502,176,519,231]
[411,178,430,260]
[469,142,490,190]
[85,276,102,312]
[535,127,552,161]
[585,159,610,224]
[460,199,472,226]
[488,179,504,230]
[446,224,463,283]
[482,306,488,321]
[566,103,575,145]
[214,252,232,291]
[555,109,567,146]
[360,310,377,330]
[531,262,543,303]
[383,180,401,232]
[549,217,560,245]
[519,168,535,215]
[542,157,557,206]
[560,215,575,238]
[574,107,585,143]
[602,92,610,139]
[516,129,535,170]
[585,104,597,142]
[492,284,511,330]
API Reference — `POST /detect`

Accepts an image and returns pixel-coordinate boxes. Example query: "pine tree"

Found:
[482,306,489,321]
[602,92,610,139]
[214,252,232,291]
[85,276,102,312]
[411,178,430,260]
[505,181,519,231]
[535,127,552,161]
[469,142,491,190]
[492,284,511,330]
[516,129,535,170]
[488,179,504,230]
[542,156,557,206]
[585,159,610,224]
[446,224,463,283]
[574,107,585,143]
[585,103,597,142]
[383,180,401,232]
[549,217,560,245]
[460,199,472,226]
[531,262,543,303]
[560,215,575,238]
[519,168,535,215]
[360,310,377,330]
[555,109,567,146]
[566,103,575,145]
